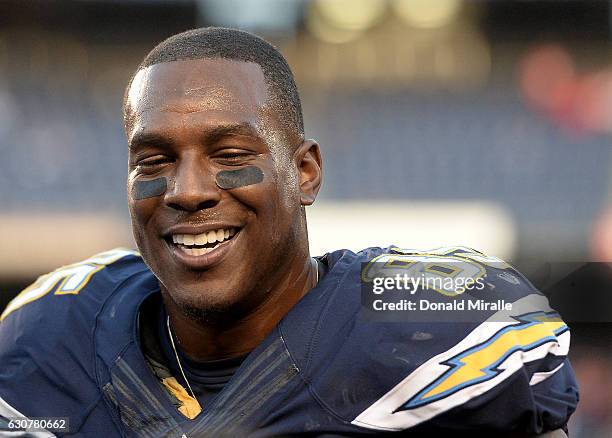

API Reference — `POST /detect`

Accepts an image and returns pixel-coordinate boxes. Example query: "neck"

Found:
[162,250,317,362]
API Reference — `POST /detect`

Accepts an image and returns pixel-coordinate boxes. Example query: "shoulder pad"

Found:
[1,248,145,323]
[282,246,574,432]
[0,249,153,429]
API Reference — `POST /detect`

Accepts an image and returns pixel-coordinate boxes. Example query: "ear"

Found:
[294,139,322,206]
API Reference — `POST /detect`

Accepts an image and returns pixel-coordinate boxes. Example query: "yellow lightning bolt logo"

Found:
[401,311,568,410]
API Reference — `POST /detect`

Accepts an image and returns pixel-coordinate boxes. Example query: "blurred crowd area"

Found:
[0,0,611,435]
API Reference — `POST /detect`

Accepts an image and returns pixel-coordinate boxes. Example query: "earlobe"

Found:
[296,139,323,206]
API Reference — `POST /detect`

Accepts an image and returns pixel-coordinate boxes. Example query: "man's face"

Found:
[125,58,306,319]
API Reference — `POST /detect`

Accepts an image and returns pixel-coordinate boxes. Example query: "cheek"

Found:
[131,177,167,200]
[225,166,289,233]
[259,166,301,234]
[127,176,168,226]
[230,178,280,219]
[215,166,264,190]
[128,196,160,245]
[275,162,301,210]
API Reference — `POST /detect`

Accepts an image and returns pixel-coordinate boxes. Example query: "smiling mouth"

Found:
[166,227,238,256]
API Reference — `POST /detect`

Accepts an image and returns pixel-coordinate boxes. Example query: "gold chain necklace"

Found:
[166,315,202,410]
[166,257,320,407]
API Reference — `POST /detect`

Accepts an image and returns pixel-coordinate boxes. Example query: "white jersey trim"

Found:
[530,362,565,386]
[352,294,570,431]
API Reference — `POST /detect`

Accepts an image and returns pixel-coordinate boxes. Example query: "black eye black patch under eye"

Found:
[215,166,264,190]
[132,177,167,200]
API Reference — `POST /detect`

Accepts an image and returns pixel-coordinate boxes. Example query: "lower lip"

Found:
[166,231,240,269]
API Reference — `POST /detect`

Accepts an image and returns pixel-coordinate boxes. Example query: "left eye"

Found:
[213,151,252,164]
[138,157,170,167]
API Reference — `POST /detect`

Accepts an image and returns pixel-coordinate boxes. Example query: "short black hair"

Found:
[124,27,304,140]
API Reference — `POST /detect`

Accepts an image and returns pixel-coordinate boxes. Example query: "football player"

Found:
[0,28,577,437]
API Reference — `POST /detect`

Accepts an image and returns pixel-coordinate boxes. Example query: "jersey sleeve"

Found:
[0,249,142,436]
[346,247,578,434]
[413,356,578,434]
[350,257,579,435]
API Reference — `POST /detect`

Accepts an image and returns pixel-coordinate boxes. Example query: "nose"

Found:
[164,154,221,212]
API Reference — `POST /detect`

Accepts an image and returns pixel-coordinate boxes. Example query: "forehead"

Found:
[125,58,269,137]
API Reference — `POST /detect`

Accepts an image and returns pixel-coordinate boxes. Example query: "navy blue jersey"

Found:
[0,247,578,437]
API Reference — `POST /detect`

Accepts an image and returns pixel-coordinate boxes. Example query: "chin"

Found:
[172,286,252,326]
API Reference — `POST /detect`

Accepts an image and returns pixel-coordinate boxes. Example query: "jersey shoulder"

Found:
[1,248,149,324]
[0,249,155,430]
[364,245,540,298]
[0,248,154,370]
[283,245,577,433]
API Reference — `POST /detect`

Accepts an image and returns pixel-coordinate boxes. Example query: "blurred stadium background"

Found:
[0,0,611,435]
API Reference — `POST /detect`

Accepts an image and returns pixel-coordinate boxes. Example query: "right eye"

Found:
[137,155,172,167]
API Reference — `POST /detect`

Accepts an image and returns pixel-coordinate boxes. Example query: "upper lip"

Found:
[162,222,242,237]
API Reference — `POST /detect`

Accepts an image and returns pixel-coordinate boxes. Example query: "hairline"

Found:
[124,57,302,143]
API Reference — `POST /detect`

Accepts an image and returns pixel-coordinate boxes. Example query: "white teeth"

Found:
[183,247,213,256]
[194,233,207,245]
[171,227,238,253]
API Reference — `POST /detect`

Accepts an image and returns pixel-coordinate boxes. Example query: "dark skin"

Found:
[125,58,322,361]
[124,59,564,437]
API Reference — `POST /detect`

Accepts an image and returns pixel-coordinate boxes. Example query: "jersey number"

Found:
[1,249,136,322]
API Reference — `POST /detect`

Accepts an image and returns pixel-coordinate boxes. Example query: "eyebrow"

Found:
[202,122,262,145]
[128,132,172,151]
[129,122,262,151]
